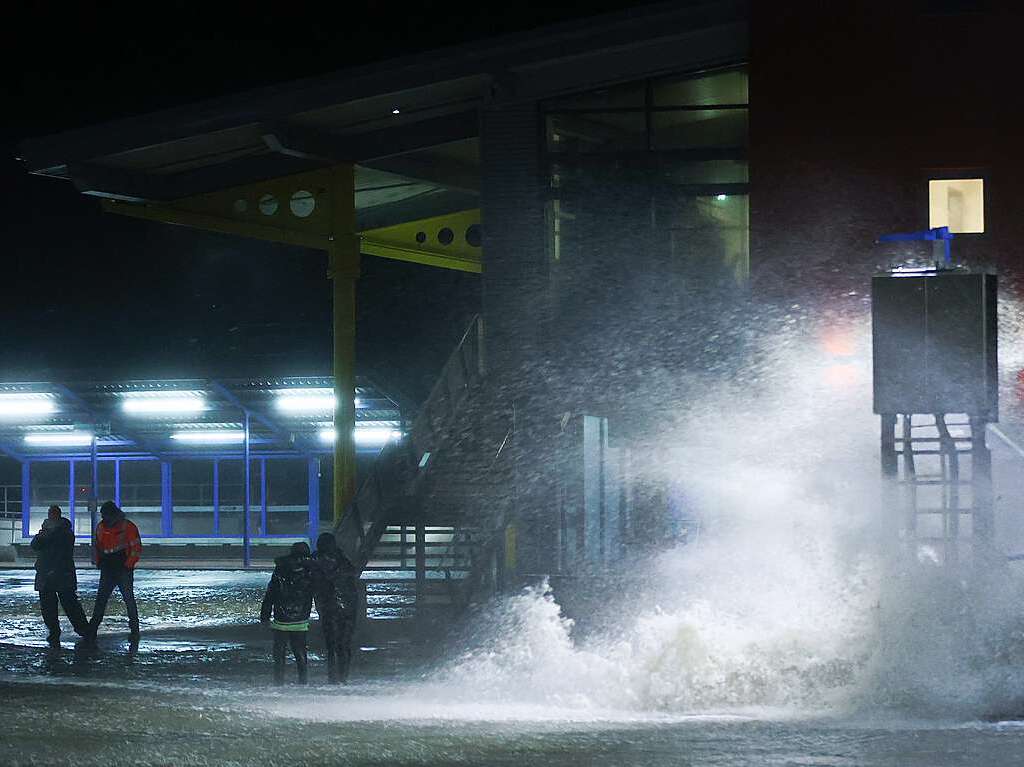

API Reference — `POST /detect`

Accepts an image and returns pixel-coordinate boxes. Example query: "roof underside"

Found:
[0,377,403,460]
[18,1,748,225]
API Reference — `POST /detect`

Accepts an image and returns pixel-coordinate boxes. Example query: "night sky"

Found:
[4,2,647,403]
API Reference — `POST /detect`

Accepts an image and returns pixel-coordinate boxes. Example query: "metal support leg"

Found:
[160,461,173,537]
[971,417,993,542]
[21,461,30,539]
[330,164,360,526]
[415,521,426,628]
[307,457,320,546]
[90,435,99,538]
[243,411,252,568]
[68,460,76,533]
[212,459,220,535]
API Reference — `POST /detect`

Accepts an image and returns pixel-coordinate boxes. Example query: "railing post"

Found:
[21,461,31,539]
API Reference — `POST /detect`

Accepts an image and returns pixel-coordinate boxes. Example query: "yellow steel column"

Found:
[329,164,360,524]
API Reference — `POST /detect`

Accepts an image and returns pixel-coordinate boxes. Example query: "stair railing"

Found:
[335,315,486,565]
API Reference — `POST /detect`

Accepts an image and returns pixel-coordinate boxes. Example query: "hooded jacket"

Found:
[260,552,314,630]
[313,548,361,620]
[93,509,142,571]
[30,517,78,592]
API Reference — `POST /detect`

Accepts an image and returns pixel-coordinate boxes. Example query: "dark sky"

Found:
[3,1,648,403]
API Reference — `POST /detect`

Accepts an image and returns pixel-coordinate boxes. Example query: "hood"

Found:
[274,552,309,569]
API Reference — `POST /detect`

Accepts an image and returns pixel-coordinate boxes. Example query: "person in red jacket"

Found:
[88,501,142,641]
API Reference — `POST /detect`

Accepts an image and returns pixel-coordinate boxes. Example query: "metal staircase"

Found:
[335,315,514,639]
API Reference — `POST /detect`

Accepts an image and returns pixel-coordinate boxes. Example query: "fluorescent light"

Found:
[275,389,336,414]
[25,431,92,447]
[0,394,56,418]
[318,427,402,447]
[123,393,207,415]
[716,194,728,201]
[170,430,245,444]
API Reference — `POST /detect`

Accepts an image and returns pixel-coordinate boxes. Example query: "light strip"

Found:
[25,431,93,447]
[170,430,245,444]
[319,427,403,447]
[123,396,207,415]
[0,395,56,418]
[276,393,337,413]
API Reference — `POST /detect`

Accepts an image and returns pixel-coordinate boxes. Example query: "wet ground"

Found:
[3,569,1024,766]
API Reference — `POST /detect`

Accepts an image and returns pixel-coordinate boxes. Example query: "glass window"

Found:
[929,178,984,233]
[218,460,244,536]
[545,79,645,110]
[266,459,308,536]
[29,462,68,533]
[171,460,214,536]
[653,69,748,106]
[651,109,748,150]
[547,112,648,154]
[119,460,162,536]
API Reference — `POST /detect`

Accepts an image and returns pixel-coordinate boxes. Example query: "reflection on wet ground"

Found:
[4,569,1024,766]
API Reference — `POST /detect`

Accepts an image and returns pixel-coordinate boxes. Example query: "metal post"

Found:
[90,435,99,538]
[329,164,359,525]
[243,410,252,568]
[160,461,173,537]
[212,459,220,536]
[971,416,993,542]
[68,460,76,533]
[307,457,319,547]
[260,458,268,536]
[415,521,427,627]
[21,461,30,539]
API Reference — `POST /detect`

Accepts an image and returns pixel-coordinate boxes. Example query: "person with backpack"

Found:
[30,505,90,646]
[312,532,361,683]
[260,541,315,685]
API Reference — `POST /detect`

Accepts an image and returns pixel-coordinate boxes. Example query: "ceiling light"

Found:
[318,427,402,447]
[25,431,93,447]
[275,390,337,414]
[0,394,56,418]
[122,392,207,415]
[170,430,245,444]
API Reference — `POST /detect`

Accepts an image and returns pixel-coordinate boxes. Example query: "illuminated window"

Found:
[929,178,984,233]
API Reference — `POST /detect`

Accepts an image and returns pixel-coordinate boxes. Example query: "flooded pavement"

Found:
[3,568,1024,766]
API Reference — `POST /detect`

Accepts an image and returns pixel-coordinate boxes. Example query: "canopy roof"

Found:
[0,377,403,460]
[17,2,747,226]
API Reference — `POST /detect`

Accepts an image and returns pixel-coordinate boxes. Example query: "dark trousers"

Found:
[39,590,89,641]
[90,568,140,634]
[272,629,308,685]
[321,611,355,683]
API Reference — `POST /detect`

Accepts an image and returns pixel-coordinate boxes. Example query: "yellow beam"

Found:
[360,209,481,273]
[360,240,482,273]
[100,199,329,250]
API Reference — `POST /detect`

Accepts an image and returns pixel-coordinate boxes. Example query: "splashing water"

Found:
[430,295,1024,721]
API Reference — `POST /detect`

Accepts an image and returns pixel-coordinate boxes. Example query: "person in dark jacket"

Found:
[30,505,89,645]
[260,541,314,685]
[312,532,361,683]
[89,501,143,640]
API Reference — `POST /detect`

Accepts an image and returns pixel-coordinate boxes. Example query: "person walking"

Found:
[30,505,90,646]
[312,532,361,683]
[88,501,142,640]
[260,541,315,685]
